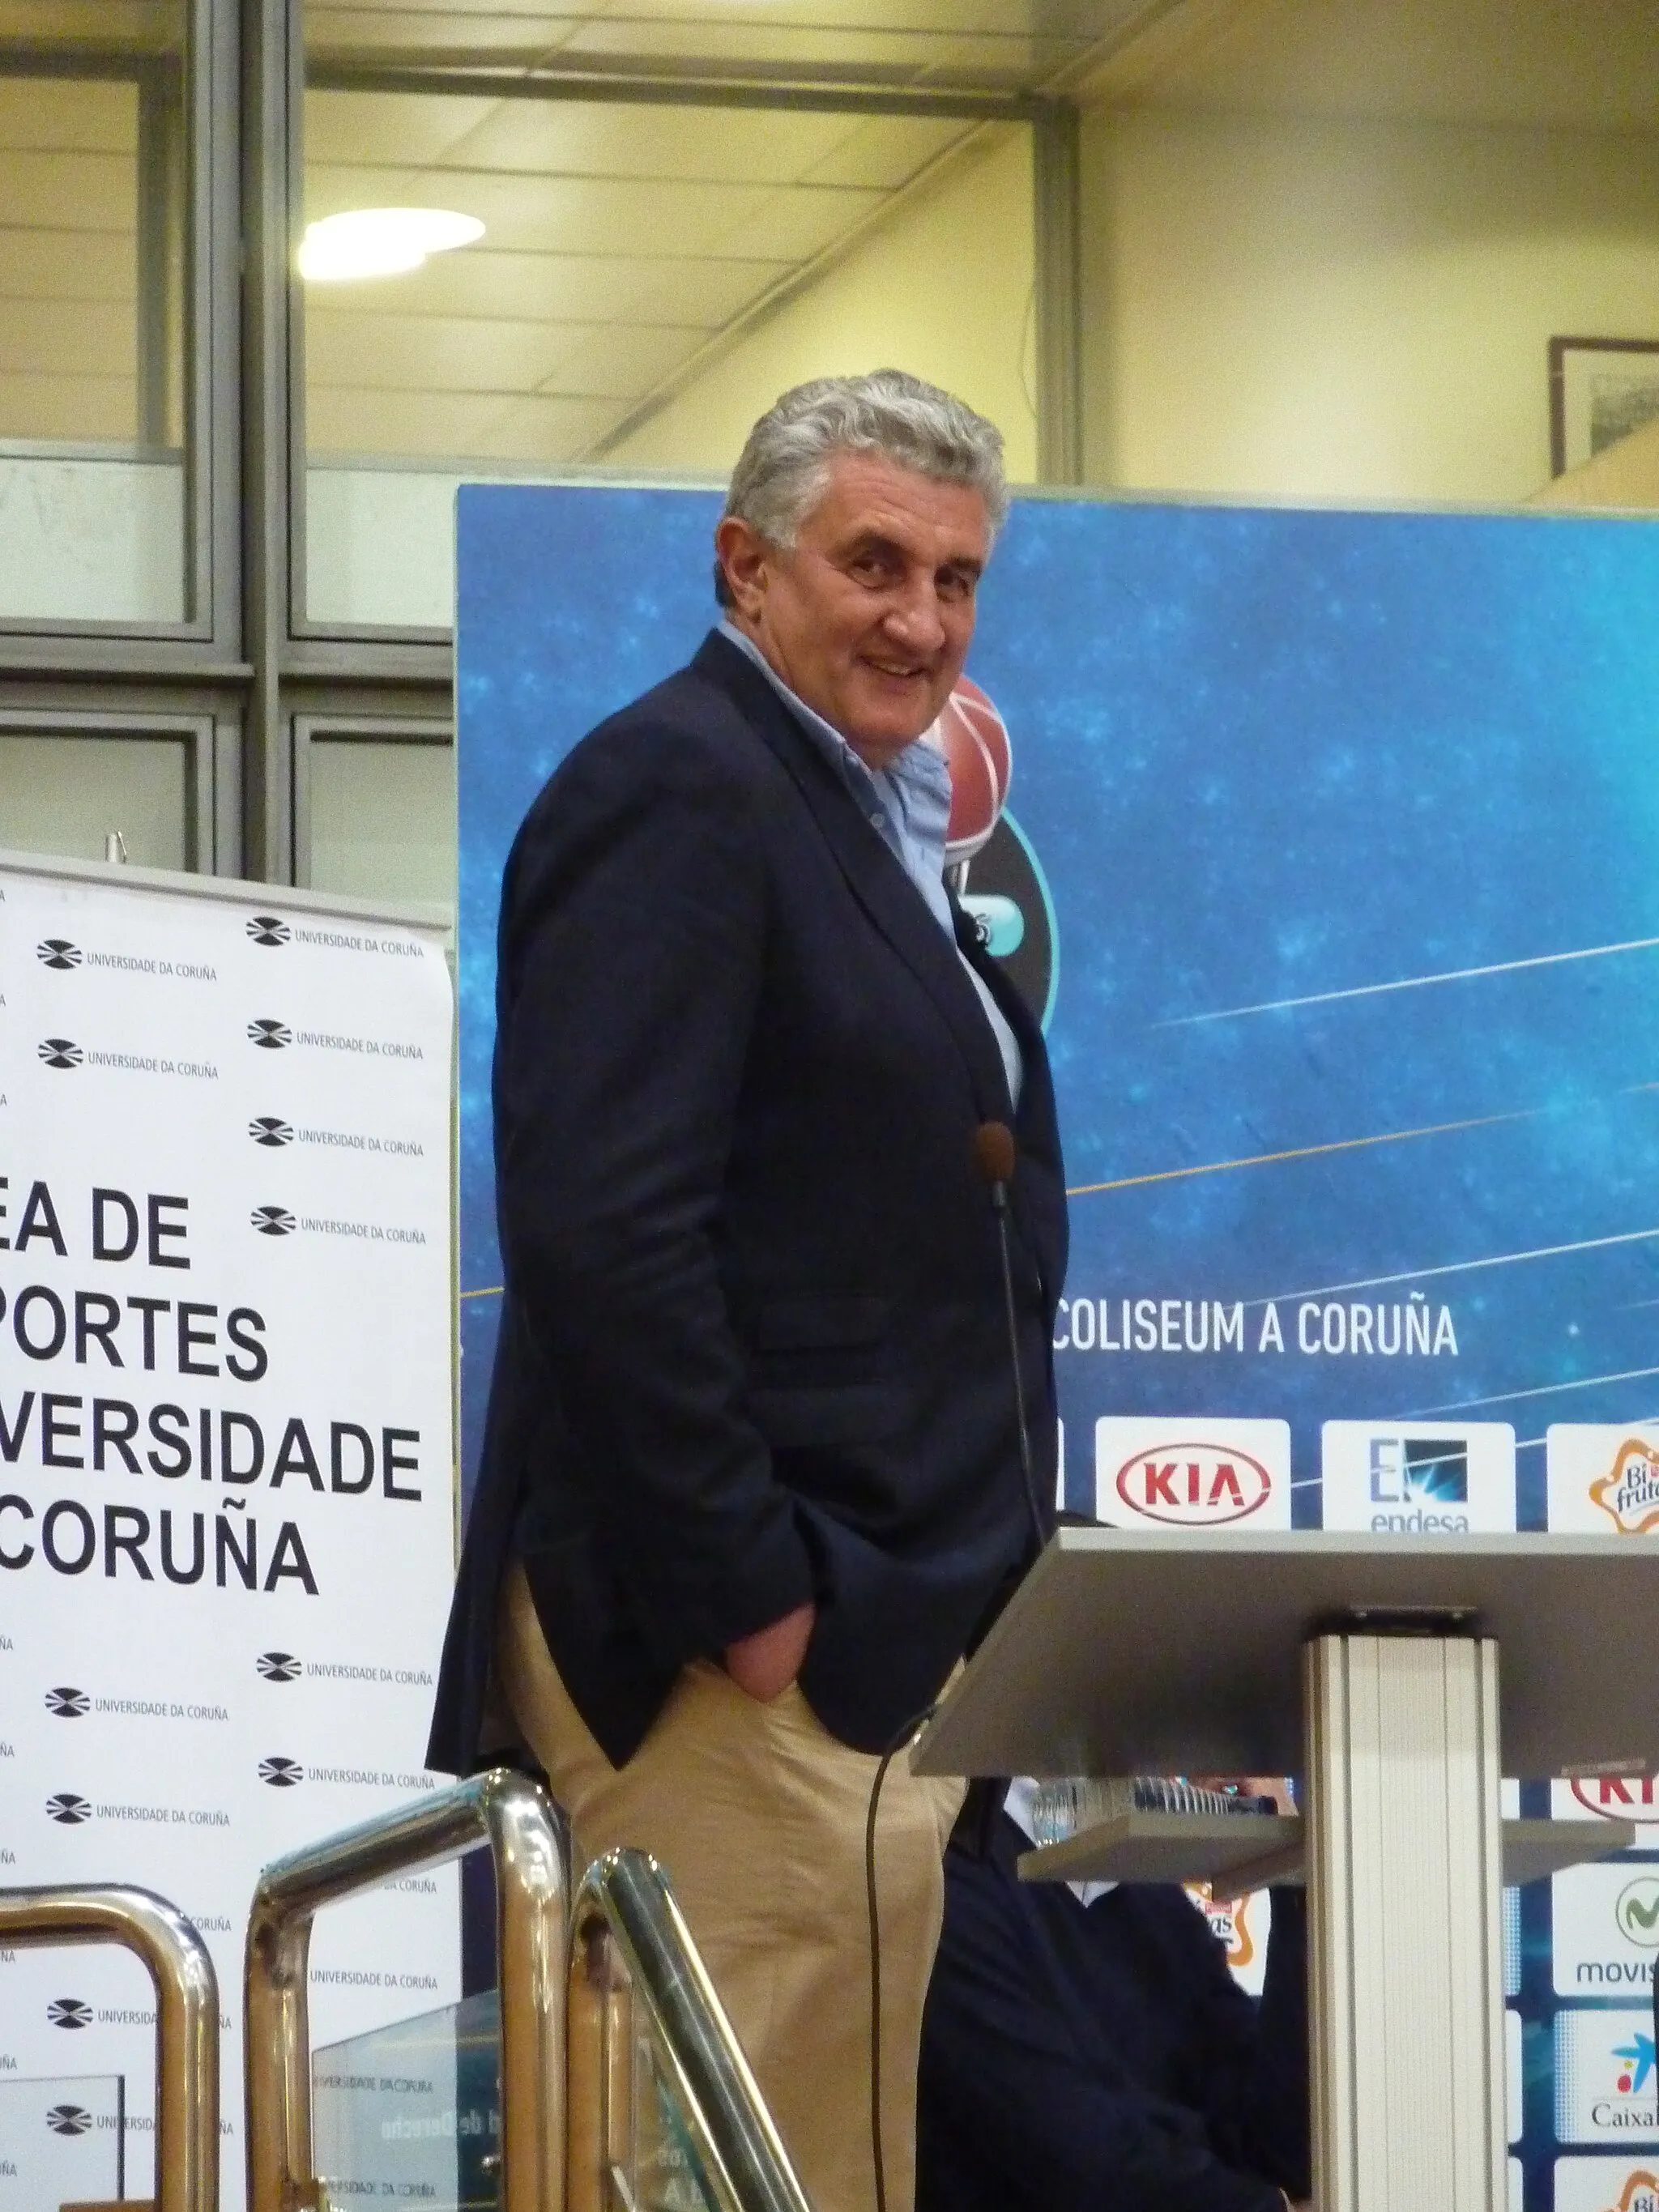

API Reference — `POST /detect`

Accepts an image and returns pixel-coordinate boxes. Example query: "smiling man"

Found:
[429,371,1068,2212]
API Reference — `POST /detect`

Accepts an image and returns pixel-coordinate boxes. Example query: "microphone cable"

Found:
[866,1119,1050,2212]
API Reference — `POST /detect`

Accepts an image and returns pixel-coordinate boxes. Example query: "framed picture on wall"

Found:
[1549,336,1659,475]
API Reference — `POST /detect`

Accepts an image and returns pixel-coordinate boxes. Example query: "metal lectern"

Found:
[911,1528,1659,2212]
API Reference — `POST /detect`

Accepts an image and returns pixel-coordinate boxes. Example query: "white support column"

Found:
[1304,1634,1507,2212]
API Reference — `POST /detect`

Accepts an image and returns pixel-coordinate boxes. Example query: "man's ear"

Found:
[714,515,770,620]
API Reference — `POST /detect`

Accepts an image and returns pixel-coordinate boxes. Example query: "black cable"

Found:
[865,1701,940,2212]
[987,1180,1048,1559]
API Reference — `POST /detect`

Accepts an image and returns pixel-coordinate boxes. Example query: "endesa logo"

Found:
[1575,1776,1659,1823]
[1114,1443,1272,1527]
[1593,1439,1659,1536]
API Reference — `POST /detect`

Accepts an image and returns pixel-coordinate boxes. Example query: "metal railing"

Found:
[245,1767,568,2212]
[0,1883,220,2212]
[568,1849,812,2212]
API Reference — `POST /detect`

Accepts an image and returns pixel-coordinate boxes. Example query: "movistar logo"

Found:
[1619,1877,1659,1947]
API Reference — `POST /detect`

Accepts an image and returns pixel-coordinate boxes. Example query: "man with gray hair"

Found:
[429,369,1068,2211]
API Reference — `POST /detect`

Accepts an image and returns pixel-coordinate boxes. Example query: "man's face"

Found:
[715,448,989,770]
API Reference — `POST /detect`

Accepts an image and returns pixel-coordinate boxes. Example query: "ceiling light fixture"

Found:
[298,207,485,282]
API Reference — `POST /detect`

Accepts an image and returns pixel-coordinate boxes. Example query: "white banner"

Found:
[0,859,459,2212]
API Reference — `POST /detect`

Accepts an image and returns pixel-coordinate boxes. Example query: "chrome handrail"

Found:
[569,1850,812,2212]
[244,1768,568,2212]
[0,1883,220,2212]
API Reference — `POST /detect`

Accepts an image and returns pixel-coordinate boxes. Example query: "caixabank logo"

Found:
[1593,1439,1659,1536]
[1094,1418,1291,1530]
[1556,2010,1659,2143]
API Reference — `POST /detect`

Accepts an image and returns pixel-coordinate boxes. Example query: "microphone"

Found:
[974,1120,1048,1558]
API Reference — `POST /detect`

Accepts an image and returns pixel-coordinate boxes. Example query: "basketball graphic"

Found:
[928,676,1012,866]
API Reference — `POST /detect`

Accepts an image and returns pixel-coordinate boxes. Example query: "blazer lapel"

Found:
[692,631,1013,1120]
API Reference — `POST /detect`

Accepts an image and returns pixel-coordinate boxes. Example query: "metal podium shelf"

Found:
[0,1882,220,2212]
[245,1768,812,2212]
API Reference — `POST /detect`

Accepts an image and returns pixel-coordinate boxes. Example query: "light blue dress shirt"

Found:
[718,619,1023,1110]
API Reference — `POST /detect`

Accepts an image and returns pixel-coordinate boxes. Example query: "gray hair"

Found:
[716,369,1008,605]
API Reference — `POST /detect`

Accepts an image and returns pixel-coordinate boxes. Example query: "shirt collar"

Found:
[716,619,950,807]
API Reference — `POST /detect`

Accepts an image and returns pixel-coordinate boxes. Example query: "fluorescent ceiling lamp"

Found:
[299,207,484,282]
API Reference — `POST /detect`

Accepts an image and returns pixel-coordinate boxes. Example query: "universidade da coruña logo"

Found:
[46,2103,91,2136]
[247,1017,292,1049]
[36,938,82,970]
[47,1997,92,2030]
[259,1754,303,1788]
[36,1037,82,1069]
[44,1686,89,1718]
[45,1792,90,1825]
[257,1652,301,1682]
[251,1204,296,1237]
[246,914,291,947]
[249,1116,294,1146]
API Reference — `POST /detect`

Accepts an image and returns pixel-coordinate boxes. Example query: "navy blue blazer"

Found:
[919,1815,1311,2212]
[428,630,1068,1771]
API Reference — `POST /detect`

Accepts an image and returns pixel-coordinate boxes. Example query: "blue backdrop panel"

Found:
[457,483,1659,2210]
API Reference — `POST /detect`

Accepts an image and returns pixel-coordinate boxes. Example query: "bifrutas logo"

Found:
[45,1792,91,1825]
[36,939,82,970]
[259,1755,302,1788]
[247,915,292,947]
[1114,1443,1272,1527]
[247,1018,292,1049]
[1618,1877,1659,1948]
[251,1204,296,1237]
[1575,1777,1659,1822]
[1592,1439,1659,1536]
[249,1116,294,1147]
[257,1652,301,1683]
[37,1038,82,1070]
[47,1998,92,2031]
[44,1686,88,1718]
[1606,2174,1659,2212]
[46,2104,91,2136]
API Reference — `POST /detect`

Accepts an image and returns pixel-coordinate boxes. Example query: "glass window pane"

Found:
[300,39,1036,629]
[0,732,190,868]
[0,5,190,623]
[307,738,456,906]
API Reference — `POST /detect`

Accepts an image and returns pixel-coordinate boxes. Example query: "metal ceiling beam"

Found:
[305,58,1052,123]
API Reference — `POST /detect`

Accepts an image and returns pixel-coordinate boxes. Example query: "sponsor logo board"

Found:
[1320,1421,1516,1533]
[1553,1779,1659,1842]
[1555,2010,1657,2144]
[1553,2160,1659,2211]
[1548,1429,1659,1537]
[1093,1418,1291,1530]
[1554,1864,1659,1997]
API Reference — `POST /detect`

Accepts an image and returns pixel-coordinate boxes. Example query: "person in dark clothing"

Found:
[917,1798,1311,2212]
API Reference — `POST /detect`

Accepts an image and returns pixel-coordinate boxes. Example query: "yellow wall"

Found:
[1078,105,1659,504]
[607,126,1038,480]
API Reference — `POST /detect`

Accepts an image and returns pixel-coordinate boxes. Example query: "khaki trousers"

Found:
[497,1562,963,2212]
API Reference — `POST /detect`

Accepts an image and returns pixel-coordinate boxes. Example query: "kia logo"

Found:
[249,1116,293,1146]
[48,1997,92,2030]
[38,1037,83,1069]
[247,914,291,946]
[247,1018,292,1049]
[47,2103,92,2136]
[45,1792,91,1825]
[45,1686,89,1718]
[36,938,82,969]
[1114,1443,1273,1528]
[259,1755,303,1788]
[257,1652,301,1683]
[251,1204,296,1237]
[1572,1775,1659,1821]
